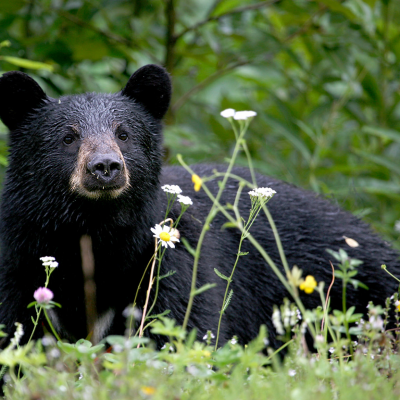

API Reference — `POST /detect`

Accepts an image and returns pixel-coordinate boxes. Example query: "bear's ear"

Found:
[0,71,48,130]
[121,64,171,120]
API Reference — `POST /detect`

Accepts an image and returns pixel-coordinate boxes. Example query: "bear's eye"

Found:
[118,132,128,141]
[63,135,75,145]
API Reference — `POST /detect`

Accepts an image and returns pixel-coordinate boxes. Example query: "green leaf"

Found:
[315,0,358,21]
[192,283,217,296]
[354,149,400,175]
[181,237,196,257]
[146,309,171,319]
[0,56,54,71]
[238,251,249,256]
[362,126,400,144]
[221,222,238,230]
[158,270,176,281]
[214,268,230,281]
[222,289,234,313]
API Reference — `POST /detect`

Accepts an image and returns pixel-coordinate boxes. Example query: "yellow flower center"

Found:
[159,232,171,242]
[192,174,202,192]
[299,275,317,294]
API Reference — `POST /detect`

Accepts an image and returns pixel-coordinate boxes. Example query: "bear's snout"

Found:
[87,153,123,183]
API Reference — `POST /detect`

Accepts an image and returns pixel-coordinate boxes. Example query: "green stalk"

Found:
[180,123,248,331]
[43,309,62,342]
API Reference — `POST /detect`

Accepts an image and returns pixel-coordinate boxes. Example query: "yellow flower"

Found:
[299,275,317,294]
[141,386,156,395]
[395,301,400,312]
[192,174,202,192]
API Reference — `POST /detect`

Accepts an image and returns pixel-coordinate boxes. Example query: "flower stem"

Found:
[43,308,62,341]
[179,124,248,332]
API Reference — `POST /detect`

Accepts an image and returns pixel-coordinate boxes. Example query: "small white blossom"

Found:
[49,348,61,358]
[40,256,55,263]
[369,315,384,331]
[40,256,58,268]
[203,332,215,340]
[8,323,24,350]
[395,220,400,233]
[151,224,180,249]
[231,337,237,345]
[233,110,257,120]
[220,108,236,118]
[272,307,284,335]
[177,195,193,206]
[161,185,182,194]
[288,369,296,377]
[315,335,324,344]
[329,347,335,354]
[248,187,276,200]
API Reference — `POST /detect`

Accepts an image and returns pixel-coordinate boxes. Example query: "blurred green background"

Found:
[1,0,400,246]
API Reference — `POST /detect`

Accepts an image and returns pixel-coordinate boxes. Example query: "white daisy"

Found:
[248,187,276,200]
[177,195,193,206]
[161,185,182,194]
[220,108,236,118]
[233,110,257,120]
[151,224,180,249]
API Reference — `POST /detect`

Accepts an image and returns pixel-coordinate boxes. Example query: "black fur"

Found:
[0,65,398,349]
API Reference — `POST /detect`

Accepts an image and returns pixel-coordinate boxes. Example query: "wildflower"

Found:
[141,386,156,396]
[40,256,58,268]
[220,108,236,118]
[177,195,193,206]
[369,315,384,331]
[272,307,284,335]
[288,369,296,377]
[315,335,324,344]
[192,174,202,192]
[395,300,400,312]
[233,110,257,120]
[161,184,182,194]
[299,275,317,294]
[40,256,55,263]
[151,224,180,249]
[248,187,276,200]
[8,322,24,349]
[231,337,237,345]
[203,331,215,341]
[34,287,54,304]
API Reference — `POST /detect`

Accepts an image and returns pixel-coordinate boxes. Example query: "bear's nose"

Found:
[87,154,123,182]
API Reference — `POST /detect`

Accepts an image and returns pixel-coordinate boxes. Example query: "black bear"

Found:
[0,64,398,349]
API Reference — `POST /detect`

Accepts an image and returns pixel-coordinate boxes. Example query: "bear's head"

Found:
[0,65,171,203]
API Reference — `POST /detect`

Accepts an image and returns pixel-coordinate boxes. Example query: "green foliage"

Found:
[2,316,400,399]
